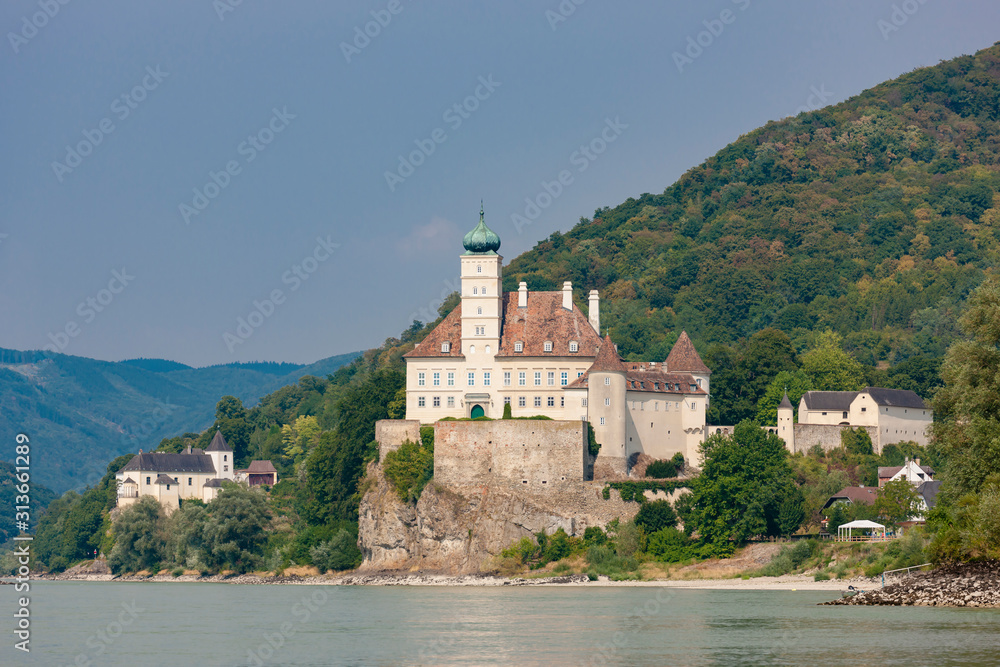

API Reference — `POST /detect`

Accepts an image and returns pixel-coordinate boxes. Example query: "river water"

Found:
[6,581,1000,666]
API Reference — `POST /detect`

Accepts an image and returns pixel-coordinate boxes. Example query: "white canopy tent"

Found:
[837,519,886,541]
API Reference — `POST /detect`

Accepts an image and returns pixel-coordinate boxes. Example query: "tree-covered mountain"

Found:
[504,44,1000,378]
[0,349,360,492]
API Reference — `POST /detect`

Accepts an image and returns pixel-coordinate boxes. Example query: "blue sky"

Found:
[2,0,998,367]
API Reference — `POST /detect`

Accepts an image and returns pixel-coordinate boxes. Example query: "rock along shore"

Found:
[826,561,1000,607]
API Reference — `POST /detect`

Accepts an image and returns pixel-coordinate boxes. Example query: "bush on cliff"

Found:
[634,500,678,534]
[645,453,684,479]
[382,439,434,502]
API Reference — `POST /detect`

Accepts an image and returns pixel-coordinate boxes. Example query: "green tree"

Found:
[634,500,677,533]
[310,528,362,572]
[199,483,271,573]
[801,330,866,391]
[382,439,434,502]
[281,415,321,465]
[688,421,805,546]
[874,478,922,525]
[755,369,811,425]
[108,497,165,574]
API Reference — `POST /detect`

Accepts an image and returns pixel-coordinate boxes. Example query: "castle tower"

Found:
[206,429,234,481]
[777,391,795,453]
[588,335,628,477]
[666,331,711,403]
[460,204,502,417]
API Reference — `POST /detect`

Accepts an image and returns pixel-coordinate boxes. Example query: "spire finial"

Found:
[480,199,484,221]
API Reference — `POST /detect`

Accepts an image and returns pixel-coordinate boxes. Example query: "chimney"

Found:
[915,457,920,467]
[562,281,573,310]
[588,290,600,333]
[518,282,528,308]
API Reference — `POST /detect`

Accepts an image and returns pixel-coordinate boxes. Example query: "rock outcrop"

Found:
[357,461,640,574]
[828,561,1000,607]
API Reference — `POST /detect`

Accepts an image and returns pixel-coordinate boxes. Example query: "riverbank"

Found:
[828,560,1000,607]
[24,567,857,590]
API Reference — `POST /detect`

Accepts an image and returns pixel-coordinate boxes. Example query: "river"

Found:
[8,581,1000,666]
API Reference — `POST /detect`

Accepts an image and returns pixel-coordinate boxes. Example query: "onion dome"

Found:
[463,203,501,255]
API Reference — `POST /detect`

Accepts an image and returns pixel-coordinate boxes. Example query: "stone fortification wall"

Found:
[792,424,879,454]
[375,420,421,459]
[434,420,586,488]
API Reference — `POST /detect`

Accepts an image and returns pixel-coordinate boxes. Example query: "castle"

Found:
[396,208,710,476]
[115,431,278,512]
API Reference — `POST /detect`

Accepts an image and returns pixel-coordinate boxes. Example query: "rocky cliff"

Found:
[357,461,641,574]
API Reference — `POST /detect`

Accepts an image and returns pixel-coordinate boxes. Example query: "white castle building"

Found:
[402,208,710,471]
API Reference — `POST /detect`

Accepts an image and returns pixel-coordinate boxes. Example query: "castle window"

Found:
[534,372,542,386]
[433,396,440,407]
[578,371,583,378]
[861,407,867,412]
[653,383,659,390]
[534,396,542,407]
[473,287,478,294]
[418,396,425,407]
[477,307,482,315]
[518,396,526,407]
[569,341,578,353]
[605,398,611,406]
[504,372,511,386]
[640,401,644,411]
[447,396,455,408]
[544,341,553,352]
[224,455,227,462]
[600,417,605,425]
[547,372,555,386]
[470,345,476,354]
[224,465,228,472]
[484,372,491,386]
[561,372,568,386]
[582,398,588,407]
[485,345,490,355]
[690,384,697,392]
[604,378,610,386]
[188,478,192,486]
[560,397,565,407]
[690,402,696,411]
[547,396,555,407]
[514,342,523,352]
[518,372,526,386]
[655,402,659,411]
[696,378,702,387]
[481,286,486,295]
[475,326,485,335]
[504,396,511,405]
[468,372,475,386]
[166,484,170,490]
[146,476,151,485]
[477,265,482,273]
[433,372,440,386]
[447,372,455,386]
[843,411,848,419]
[442,342,450,353]
[418,372,425,387]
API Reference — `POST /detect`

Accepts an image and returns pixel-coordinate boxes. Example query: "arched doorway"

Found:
[471,404,485,419]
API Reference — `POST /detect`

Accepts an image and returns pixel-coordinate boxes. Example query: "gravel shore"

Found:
[827,561,1000,607]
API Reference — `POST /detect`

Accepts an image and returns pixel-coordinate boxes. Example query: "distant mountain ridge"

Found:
[0,348,360,492]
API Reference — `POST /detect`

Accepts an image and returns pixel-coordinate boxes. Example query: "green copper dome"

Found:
[463,204,501,255]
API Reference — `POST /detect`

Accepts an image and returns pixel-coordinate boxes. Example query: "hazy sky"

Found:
[2,1,998,367]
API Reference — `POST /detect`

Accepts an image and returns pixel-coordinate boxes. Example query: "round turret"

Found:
[463,204,501,255]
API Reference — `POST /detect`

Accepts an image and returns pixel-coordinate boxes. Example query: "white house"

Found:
[116,430,237,512]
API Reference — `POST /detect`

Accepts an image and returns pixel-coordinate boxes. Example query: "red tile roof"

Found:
[496,292,602,357]
[403,304,466,359]
[587,334,628,373]
[665,331,710,374]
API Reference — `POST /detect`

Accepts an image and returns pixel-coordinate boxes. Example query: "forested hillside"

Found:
[504,43,1000,419]
[0,349,360,491]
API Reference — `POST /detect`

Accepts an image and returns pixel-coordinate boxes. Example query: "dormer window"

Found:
[441,342,450,353]
[544,341,553,352]
[569,341,579,353]
[514,342,523,352]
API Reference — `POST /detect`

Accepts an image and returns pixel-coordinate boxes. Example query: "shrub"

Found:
[635,500,678,533]
[502,402,512,419]
[382,439,434,502]
[645,460,678,478]
[583,526,607,546]
[814,571,830,581]
[614,521,642,559]
[586,545,616,567]
[587,422,601,457]
[310,529,362,573]
[647,527,697,563]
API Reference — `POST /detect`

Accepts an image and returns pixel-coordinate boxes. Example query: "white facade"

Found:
[402,211,710,471]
